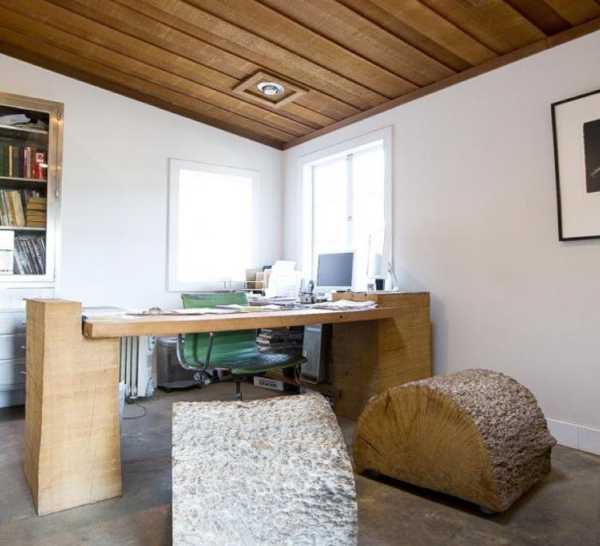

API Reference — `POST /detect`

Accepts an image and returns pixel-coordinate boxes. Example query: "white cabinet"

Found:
[0,309,26,408]
[0,92,62,407]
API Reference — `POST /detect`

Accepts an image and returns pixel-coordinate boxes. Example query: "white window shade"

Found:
[168,160,258,291]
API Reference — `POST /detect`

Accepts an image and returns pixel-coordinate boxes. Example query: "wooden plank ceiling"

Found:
[0,0,599,149]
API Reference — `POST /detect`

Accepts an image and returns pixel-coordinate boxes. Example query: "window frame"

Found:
[300,127,393,284]
[167,158,260,292]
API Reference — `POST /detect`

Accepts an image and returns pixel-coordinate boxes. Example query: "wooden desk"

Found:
[83,306,400,338]
[24,293,431,515]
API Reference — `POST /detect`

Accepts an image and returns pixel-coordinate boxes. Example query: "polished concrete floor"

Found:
[0,384,598,546]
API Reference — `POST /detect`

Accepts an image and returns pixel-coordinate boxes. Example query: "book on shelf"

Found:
[25,195,47,228]
[0,142,46,180]
[0,189,44,227]
[14,234,45,275]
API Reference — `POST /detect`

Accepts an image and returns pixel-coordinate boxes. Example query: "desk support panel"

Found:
[331,293,432,419]
[24,299,121,515]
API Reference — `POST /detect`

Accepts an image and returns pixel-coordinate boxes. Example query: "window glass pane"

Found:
[352,146,385,289]
[309,143,385,290]
[312,157,349,264]
[177,169,254,282]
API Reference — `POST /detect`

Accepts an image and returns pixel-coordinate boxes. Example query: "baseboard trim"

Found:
[547,419,600,455]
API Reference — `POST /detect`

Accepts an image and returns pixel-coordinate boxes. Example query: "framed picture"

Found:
[552,89,600,240]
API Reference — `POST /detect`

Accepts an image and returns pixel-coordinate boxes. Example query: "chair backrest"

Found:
[181,292,257,367]
[182,292,248,308]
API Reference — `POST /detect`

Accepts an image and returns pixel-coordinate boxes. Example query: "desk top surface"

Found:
[83,306,398,338]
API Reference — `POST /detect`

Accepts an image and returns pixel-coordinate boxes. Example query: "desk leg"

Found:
[24,299,122,515]
[331,298,432,420]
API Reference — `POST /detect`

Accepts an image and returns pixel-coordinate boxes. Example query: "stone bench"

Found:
[353,369,556,513]
[172,393,357,545]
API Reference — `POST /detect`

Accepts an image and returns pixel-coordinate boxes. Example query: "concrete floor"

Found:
[0,384,599,546]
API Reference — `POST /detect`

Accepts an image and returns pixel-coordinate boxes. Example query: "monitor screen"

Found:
[317,252,354,288]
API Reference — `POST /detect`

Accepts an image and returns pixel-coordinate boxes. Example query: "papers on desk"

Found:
[124,305,288,317]
[265,260,301,299]
[172,308,237,315]
[216,304,283,312]
[248,295,297,306]
[126,307,237,317]
[312,299,378,311]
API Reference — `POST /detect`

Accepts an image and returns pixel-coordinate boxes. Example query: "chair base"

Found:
[190,364,305,402]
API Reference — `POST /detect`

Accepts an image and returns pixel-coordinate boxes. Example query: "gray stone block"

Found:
[172,393,357,546]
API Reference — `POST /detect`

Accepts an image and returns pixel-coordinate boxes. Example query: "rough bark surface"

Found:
[354,369,556,512]
[173,393,357,546]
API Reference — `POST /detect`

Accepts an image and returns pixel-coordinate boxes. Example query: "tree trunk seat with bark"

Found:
[353,369,556,512]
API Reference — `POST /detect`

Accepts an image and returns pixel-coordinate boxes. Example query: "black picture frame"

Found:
[551,88,600,241]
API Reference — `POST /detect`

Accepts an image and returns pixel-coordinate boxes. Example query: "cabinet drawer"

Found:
[0,313,25,335]
[0,334,26,360]
[0,358,25,390]
[0,388,24,407]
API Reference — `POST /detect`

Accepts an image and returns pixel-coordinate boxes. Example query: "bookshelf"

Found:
[0,92,62,286]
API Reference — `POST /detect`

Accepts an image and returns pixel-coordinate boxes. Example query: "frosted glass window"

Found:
[168,160,257,290]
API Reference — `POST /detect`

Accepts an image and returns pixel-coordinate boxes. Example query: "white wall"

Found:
[0,53,283,309]
[283,31,600,443]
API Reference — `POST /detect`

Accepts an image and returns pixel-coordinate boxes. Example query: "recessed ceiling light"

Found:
[257,81,284,97]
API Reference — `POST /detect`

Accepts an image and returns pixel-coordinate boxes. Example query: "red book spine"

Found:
[34,152,45,181]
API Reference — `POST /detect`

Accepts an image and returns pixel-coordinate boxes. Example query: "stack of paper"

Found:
[312,300,377,311]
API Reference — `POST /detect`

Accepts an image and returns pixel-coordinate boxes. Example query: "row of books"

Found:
[0,143,47,180]
[0,189,45,228]
[14,235,46,275]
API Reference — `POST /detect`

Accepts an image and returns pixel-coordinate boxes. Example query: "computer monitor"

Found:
[316,252,354,291]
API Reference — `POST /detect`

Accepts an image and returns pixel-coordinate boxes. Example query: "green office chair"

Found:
[176,291,305,400]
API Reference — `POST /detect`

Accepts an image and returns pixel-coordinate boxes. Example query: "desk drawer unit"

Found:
[0,358,25,389]
[0,310,26,408]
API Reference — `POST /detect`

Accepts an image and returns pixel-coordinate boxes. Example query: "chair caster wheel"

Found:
[193,372,212,385]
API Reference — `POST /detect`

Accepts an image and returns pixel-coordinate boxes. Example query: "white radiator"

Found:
[119,336,156,400]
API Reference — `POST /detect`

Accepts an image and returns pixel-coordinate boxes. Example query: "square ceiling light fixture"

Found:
[233,71,308,108]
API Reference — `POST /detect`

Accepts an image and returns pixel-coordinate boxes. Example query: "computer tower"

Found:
[301,324,331,384]
[157,336,197,391]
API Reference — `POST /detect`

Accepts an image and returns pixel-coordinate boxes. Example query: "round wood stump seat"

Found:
[353,369,556,513]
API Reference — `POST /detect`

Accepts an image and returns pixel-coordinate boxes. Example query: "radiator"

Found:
[119,336,156,400]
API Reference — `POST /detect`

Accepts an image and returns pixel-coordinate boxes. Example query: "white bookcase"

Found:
[0,91,62,287]
[0,92,63,407]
